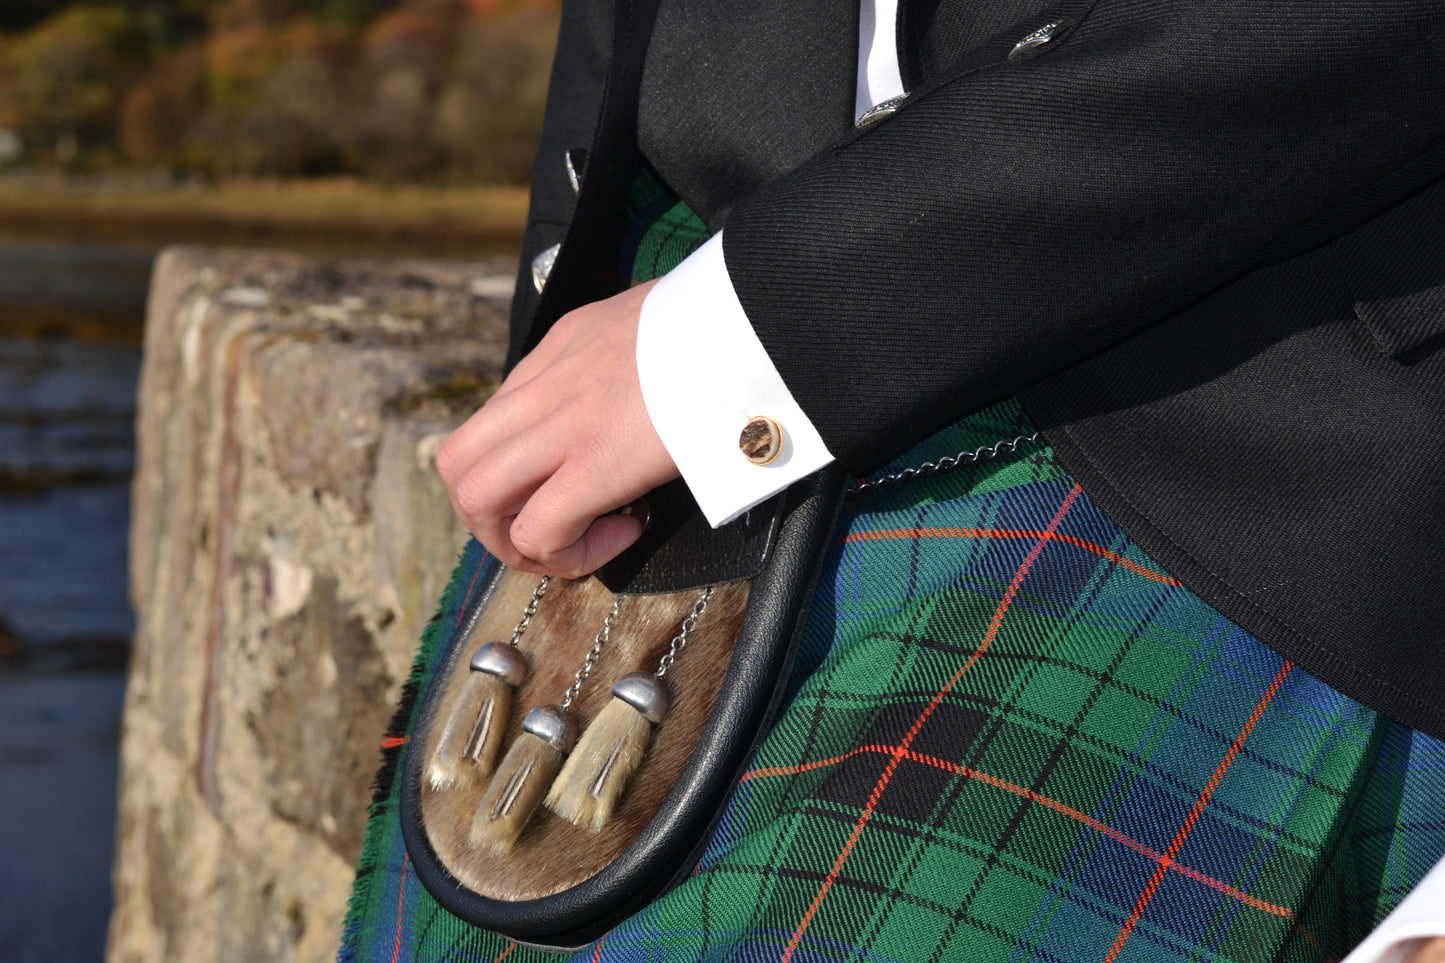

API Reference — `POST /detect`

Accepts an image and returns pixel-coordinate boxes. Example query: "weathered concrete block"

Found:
[111,247,513,963]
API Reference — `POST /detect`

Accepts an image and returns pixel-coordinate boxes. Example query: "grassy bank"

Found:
[0,176,530,259]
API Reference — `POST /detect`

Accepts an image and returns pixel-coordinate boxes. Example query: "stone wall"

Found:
[111,247,515,962]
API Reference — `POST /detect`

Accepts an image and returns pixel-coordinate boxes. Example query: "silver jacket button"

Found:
[531,243,560,293]
[856,95,907,129]
[1010,22,1061,59]
[565,148,587,194]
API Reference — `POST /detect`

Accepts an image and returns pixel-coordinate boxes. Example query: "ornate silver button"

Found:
[856,95,907,129]
[531,243,560,293]
[1010,22,1061,59]
[565,148,587,194]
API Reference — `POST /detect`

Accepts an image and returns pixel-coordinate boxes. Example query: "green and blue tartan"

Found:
[338,172,1445,963]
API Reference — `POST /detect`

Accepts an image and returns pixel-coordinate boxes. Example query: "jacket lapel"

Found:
[638,0,860,228]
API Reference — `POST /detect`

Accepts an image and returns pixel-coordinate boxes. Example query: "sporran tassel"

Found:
[470,705,576,853]
[546,588,711,832]
[462,642,529,775]
[427,667,509,790]
[545,673,666,831]
[426,577,547,789]
[469,593,626,850]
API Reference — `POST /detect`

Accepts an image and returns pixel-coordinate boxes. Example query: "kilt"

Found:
[338,397,1445,962]
[338,171,1445,962]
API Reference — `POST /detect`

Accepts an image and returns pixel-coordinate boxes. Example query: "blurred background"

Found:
[0,2,553,958]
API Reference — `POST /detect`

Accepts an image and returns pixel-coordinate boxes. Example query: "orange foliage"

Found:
[119,45,206,164]
[363,9,450,67]
[3,0,562,182]
[205,24,278,106]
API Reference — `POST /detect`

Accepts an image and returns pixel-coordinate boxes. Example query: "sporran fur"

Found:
[418,571,749,901]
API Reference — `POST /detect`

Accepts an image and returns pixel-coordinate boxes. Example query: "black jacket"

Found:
[505,0,1445,739]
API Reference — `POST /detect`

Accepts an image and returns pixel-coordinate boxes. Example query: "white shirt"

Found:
[632,5,1445,956]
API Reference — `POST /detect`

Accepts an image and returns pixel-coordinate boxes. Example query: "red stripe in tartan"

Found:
[491,942,516,962]
[846,527,1180,586]
[1297,925,1333,963]
[779,484,1084,962]
[455,561,488,632]
[1102,659,1295,963]
[742,744,1296,920]
[391,853,408,963]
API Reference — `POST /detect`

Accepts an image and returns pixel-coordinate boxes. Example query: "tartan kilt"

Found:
[339,170,1445,961]
[338,396,1445,963]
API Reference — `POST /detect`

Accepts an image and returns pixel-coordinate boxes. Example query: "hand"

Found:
[1407,938,1445,963]
[436,279,680,577]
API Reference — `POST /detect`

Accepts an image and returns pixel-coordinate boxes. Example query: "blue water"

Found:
[0,238,151,962]
[0,674,125,961]
[0,336,140,647]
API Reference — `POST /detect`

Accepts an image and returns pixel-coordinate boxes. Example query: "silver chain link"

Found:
[507,575,550,648]
[655,587,713,678]
[560,594,625,710]
[849,432,1039,496]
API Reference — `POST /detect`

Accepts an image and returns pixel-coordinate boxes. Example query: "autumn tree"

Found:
[0,5,142,161]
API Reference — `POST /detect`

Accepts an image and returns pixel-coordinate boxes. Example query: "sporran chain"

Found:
[561,594,625,710]
[656,587,713,678]
[508,575,550,647]
[850,432,1039,496]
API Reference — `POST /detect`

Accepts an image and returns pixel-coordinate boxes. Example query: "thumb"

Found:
[524,512,645,579]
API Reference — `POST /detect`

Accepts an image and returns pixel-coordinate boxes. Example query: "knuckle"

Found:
[553,309,583,337]
[452,472,492,520]
[508,518,550,562]
[434,434,464,482]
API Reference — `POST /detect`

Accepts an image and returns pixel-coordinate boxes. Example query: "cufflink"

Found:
[739,416,783,465]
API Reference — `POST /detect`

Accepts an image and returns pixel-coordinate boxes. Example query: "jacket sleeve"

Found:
[720,0,1445,471]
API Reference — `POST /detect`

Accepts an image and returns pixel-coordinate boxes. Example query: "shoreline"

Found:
[0,176,530,259]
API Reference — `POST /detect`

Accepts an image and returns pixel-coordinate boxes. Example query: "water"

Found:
[0,238,151,962]
[0,337,141,649]
[0,674,126,961]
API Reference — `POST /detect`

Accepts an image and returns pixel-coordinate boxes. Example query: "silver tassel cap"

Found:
[470,641,528,686]
[612,671,670,723]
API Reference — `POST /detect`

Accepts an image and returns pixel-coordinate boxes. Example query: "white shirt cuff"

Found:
[1342,854,1445,963]
[637,232,836,527]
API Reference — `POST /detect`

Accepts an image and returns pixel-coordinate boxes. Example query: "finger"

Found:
[508,458,652,576]
[446,430,565,565]
[513,510,645,579]
[485,520,557,576]
[435,384,548,487]
[1406,937,1445,963]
